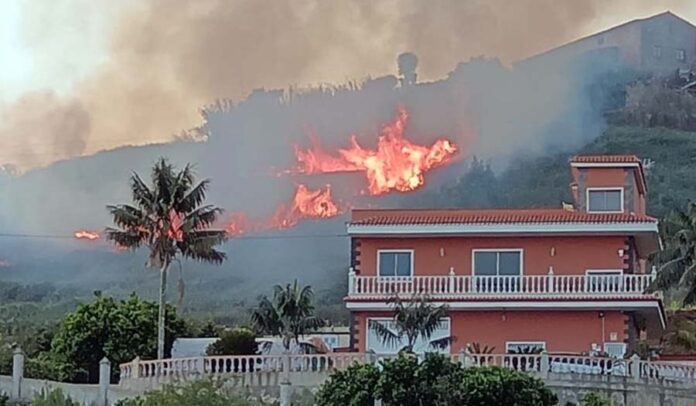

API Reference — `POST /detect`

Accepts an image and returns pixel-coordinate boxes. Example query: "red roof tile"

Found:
[350,208,657,226]
[570,155,641,164]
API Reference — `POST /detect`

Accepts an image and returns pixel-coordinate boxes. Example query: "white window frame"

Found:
[505,341,546,352]
[366,317,451,354]
[377,249,414,277]
[471,249,524,276]
[676,49,686,61]
[586,187,624,214]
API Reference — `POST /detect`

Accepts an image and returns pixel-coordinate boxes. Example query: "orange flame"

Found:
[224,184,339,235]
[268,184,339,229]
[74,230,100,240]
[294,106,457,195]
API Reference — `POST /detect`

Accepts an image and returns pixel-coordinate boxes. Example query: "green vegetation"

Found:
[106,158,227,359]
[651,202,696,305]
[578,391,612,406]
[422,125,696,219]
[314,363,380,406]
[251,281,323,351]
[368,295,453,352]
[115,379,276,406]
[315,353,557,406]
[30,388,79,406]
[49,292,187,382]
[206,328,257,356]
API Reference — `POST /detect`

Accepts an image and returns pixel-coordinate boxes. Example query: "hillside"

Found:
[410,125,696,218]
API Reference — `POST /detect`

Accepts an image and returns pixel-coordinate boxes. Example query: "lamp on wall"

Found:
[617,248,625,257]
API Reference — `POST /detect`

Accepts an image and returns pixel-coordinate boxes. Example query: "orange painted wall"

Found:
[356,236,628,277]
[570,166,645,214]
[353,310,627,354]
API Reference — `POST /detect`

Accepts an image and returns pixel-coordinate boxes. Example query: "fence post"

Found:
[279,353,293,406]
[98,357,111,406]
[630,354,641,382]
[348,267,356,294]
[132,356,141,378]
[11,347,24,401]
[448,267,455,294]
[540,351,549,379]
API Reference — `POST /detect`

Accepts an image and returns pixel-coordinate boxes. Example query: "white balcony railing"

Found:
[347,271,656,298]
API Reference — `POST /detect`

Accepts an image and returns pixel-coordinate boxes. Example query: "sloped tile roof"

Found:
[350,208,657,226]
[570,155,641,164]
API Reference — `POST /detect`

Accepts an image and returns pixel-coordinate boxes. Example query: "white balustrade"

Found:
[119,352,696,387]
[349,273,655,298]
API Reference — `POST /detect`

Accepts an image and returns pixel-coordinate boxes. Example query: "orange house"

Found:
[345,155,664,357]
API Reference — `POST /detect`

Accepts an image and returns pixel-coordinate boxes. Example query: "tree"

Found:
[368,295,454,353]
[206,328,258,356]
[49,293,188,382]
[106,158,227,359]
[251,281,323,352]
[651,202,696,305]
[316,353,557,406]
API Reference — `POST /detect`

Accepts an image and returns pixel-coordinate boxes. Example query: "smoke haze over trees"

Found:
[1,0,696,169]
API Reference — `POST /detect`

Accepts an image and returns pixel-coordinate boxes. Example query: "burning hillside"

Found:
[72,106,457,240]
[293,106,457,195]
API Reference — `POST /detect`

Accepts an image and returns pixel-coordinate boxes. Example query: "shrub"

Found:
[30,388,79,406]
[206,328,257,356]
[315,362,380,406]
[114,379,275,406]
[316,353,557,406]
[457,367,557,406]
[579,392,611,406]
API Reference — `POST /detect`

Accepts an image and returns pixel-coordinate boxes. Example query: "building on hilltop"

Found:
[517,11,696,75]
[344,155,664,357]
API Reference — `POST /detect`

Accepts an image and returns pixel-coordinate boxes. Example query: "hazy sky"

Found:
[1,0,695,170]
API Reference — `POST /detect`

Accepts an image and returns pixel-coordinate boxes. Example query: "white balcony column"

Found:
[448,267,455,294]
[348,267,356,294]
[547,267,555,293]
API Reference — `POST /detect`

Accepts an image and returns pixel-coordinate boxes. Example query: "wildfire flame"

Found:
[293,106,457,195]
[79,106,456,242]
[268,184,339,229]
[73,230,101,240]
[225,184,340,235]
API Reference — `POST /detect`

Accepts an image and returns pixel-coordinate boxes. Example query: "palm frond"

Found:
[104,228,145,249]
[179,180,210,213]
[183,205,222,230]
[368,319,401,348]
[429,335,456,350]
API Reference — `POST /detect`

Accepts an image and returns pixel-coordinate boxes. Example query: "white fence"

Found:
[348,272,655,299]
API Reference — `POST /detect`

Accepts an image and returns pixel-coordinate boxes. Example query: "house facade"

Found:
[518,11,696,75]
[345,155,664,357]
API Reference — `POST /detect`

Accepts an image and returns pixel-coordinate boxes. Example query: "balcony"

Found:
[347,271,657,300]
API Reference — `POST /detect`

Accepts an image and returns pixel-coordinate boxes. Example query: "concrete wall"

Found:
[4,370,696,405]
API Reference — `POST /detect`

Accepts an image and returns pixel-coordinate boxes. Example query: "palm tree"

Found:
[369,295,455,353]
[106,158,227,359]
[251,281,324,352]
[651,202,696,305]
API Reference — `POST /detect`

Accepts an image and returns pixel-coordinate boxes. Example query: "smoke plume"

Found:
[2,0,695,170]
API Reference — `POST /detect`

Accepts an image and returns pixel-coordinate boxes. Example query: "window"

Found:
[473,250,522,276]
[676,49,686,61]
[506,341,546,354]
[587,188,623,212]
[367,318,451,354]
[653,45,662,58]
[604,342,627,358]
[378,250,413,277]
